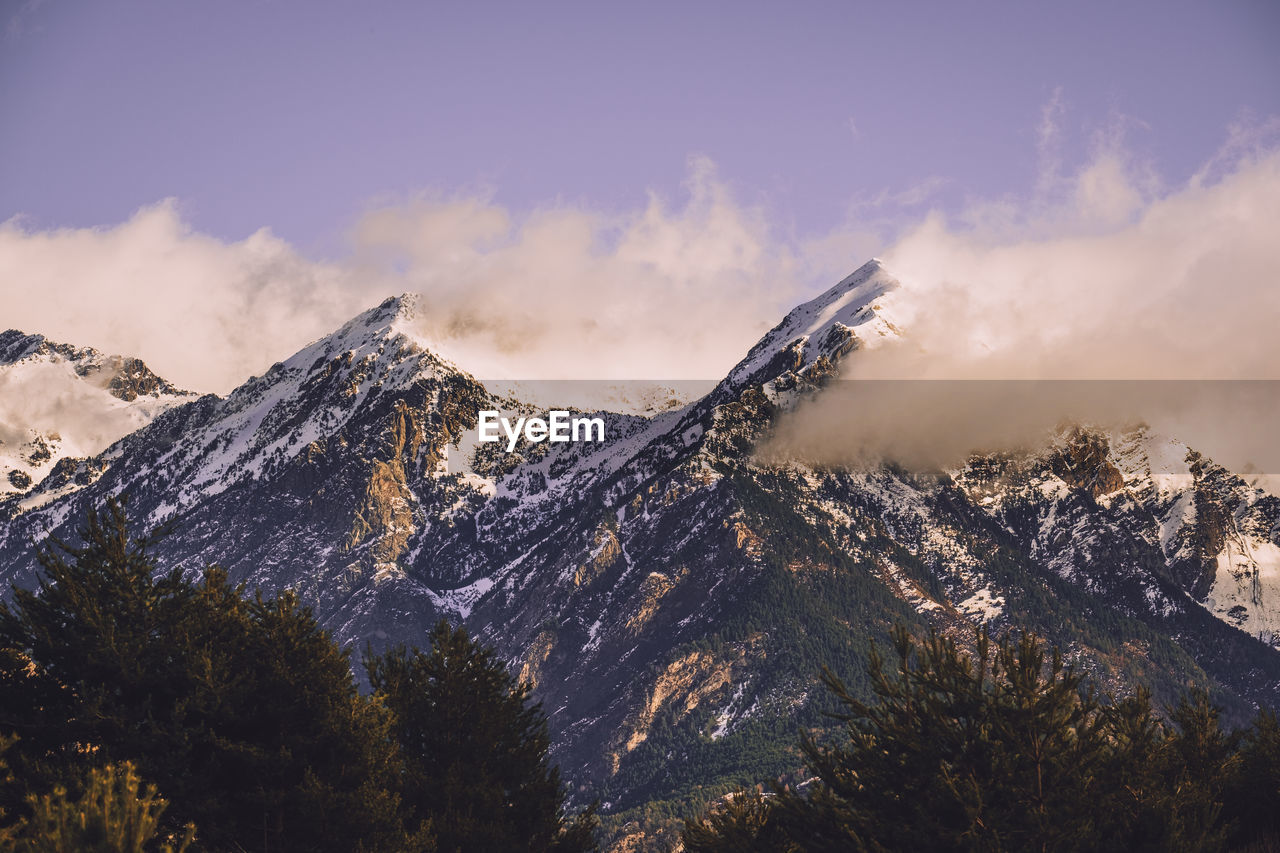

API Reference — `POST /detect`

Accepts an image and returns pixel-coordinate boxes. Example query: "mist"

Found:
[764,126,1280,474]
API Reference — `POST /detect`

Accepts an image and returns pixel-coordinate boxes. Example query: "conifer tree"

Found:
[0,499,418,852]
[1158,691,1234,852]
[1224,709,1280,849]
[367,620,597,853]
[683,625,1265,852]
[766,627,1117,851]
[9,761,194,853]
[682,789,790,853]
[0,736,19,849]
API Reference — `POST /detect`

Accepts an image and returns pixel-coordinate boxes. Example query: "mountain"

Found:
[2,259,1279,850]
[0,330,194,502]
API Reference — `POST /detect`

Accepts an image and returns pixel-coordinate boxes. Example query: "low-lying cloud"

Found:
[0,160,814,393]
[760,380,1280,476]
[865,121,1280,380]
[0,204,375,394]
[765,124,1280,473]
[1,125,1277,417]
[350,159,816,382]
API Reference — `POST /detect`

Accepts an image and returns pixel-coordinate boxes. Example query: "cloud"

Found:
[861,145,1280,381]
[5,0,47,42]
[0,202,380,394]
[1034,86,1066,198]
[764,129,1280,472]
[0,359,163,462]
[760,379,1280,476]
[1,116,1276,423]
[351,157,813,381]
[0,161,812,392]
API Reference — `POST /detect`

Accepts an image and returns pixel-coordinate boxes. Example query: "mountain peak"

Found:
[792,258,896,329]
[369,292,422,324]
[0,328,188,400]
[271,292,444,383]
[0,330,194,497]
[721,259,901,391]
[92,291,480,514]
[328,292,422,344]
[0,329,97,367]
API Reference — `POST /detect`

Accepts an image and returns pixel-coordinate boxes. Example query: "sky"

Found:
[1,0,1278,391]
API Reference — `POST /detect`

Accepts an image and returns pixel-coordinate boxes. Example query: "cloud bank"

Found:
[0,204,373,394]
[870,150,1280,380]
[762,122,1280,473]
[350,160,816,383]
[1,126,1277,403]
[0,160,812,393]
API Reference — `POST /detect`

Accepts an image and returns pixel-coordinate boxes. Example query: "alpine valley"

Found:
[3,260,1279,851]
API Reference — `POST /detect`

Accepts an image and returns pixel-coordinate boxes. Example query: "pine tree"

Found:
[1158,691,1233,852]
[9,761,195,853]
[1224,709,1280,849]
[0,501,192,819]
[0,499,417,852]
[1094,689,1172,850]
[682,789,791,853]
[367,620,597,853]
[684,625,1251,852]
[767,627,1117,851]
[0,735,20,849]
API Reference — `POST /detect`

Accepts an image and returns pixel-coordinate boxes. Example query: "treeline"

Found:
[684,626,1280,852]
[0,501,597,852]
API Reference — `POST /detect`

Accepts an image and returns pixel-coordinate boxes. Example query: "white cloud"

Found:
[0,161,811,392]
[0,201,378,393]
[865,146,1280,380]
[1034,86,1066,199]
[1,125,1276,409]
[766,131,1280,472]
[350,157,810,381]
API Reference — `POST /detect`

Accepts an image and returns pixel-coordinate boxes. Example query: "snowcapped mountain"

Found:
[718,258,900,395]
[0,330,195,502]
[2,258,1279,850]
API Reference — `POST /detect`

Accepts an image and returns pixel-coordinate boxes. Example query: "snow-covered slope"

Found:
[124,294,467,514]
[0,330,195,498]
[720,258,900,393]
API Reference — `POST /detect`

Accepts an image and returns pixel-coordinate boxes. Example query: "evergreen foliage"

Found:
[8,496,1280,853]
[1224,709,1280,849]
[0,500,411,851]
[7,761,194,853]
[367,621,598,853]
[683,625,1280,852]
[0,500,593,852]
[681,789,786,853]
[0,736,20,849]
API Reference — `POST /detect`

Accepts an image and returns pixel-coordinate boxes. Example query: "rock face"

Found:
[1050,427,1125,497]
[105,357,176,402]
[3,260,1280,846]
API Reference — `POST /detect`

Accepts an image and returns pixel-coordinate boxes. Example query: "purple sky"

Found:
[3,0,1276,252]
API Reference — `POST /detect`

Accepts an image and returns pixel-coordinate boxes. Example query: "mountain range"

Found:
[3,259,1279,850]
